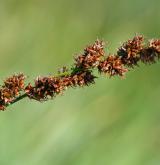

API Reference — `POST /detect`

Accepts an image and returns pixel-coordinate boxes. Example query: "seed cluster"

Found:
[25,39,104,101]
[140,39,160,64]
[74,40,105,69]
[117,35,144,67]
[98,55,128,77]
[117,36,160,66]
[0,73,26,110]
[0,35,160,111]
[25,71,96,101]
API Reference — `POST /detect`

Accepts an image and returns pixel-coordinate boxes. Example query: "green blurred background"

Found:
[0,0,160,164]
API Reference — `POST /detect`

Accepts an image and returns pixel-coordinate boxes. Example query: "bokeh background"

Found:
[0,0,160,165]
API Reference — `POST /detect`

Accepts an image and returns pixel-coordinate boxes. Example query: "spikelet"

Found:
[0,73,26,110]
[117,35,144,67]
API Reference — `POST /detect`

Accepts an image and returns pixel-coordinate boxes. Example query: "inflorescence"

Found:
[0,35,160,111]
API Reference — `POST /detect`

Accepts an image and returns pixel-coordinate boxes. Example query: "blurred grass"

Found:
[0,0,160,165]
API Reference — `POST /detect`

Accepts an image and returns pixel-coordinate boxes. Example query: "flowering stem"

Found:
[0,35,160,111]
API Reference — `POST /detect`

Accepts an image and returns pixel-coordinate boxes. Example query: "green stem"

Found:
[6,93,28,107]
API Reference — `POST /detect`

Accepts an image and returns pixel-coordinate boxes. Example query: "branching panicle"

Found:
[0,35,160,111]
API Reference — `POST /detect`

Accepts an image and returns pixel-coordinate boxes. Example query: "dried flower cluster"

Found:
[0,35,160,111]
[74,40,105,69]
[117,36,160,66]
[0,74,26,110]
[117,35,144,67]
[98,55,128,77]
[25,71,96,101]
[140,39,160,64]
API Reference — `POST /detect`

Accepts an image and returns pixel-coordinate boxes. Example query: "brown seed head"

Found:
[71,71,96,86]
[25,75,71,101]
[75,40,105,69]
[0,73,26,110]
[98,55,128,77]
[149,39,160,54]
[140,39,160,64]
[118,35,144,67]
